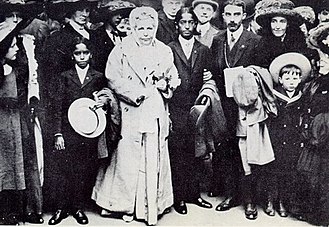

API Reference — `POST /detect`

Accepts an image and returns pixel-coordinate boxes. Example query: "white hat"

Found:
[269,52,311,84]
[192,0,218,11]
[68,98,106,138]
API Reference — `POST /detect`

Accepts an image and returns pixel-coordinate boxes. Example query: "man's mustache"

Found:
[228,22,237,27]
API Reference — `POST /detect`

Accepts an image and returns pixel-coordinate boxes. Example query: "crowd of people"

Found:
[0,0,329,226]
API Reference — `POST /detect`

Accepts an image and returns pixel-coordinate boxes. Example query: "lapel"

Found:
[68,67,95,88]
[232,29,249,66]
[173,40,189,66]
[216,32,226,65]
[191,40,201,69]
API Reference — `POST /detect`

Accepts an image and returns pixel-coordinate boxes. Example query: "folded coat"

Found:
[190,80,227,158]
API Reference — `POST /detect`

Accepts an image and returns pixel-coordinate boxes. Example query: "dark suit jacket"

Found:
[210,29,260,136]
[92,26,115,74]
[168,39,214,132]
[52,67,106,137]
[156,10,178,45]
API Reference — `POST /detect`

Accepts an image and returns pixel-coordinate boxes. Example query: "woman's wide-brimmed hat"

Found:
[68,98,106,138]
[255,0,303,27]
[269,52,311,84]
[91,0,136,23]
[0,0,44,18]
[46,0,98,20]
[293,6,315,24]
[192,0,219,11]
[0,18,31,58]
[308,23,329,54]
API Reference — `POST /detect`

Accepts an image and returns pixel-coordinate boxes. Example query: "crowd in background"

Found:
[0,0,329,226]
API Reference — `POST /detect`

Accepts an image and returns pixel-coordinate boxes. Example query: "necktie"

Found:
[230,33,236,50]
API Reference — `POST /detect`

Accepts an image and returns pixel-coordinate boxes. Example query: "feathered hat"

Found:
[0,0,44,18]
[255,0,303,27]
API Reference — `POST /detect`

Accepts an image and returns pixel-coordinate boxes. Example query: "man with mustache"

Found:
[209,0,260,217]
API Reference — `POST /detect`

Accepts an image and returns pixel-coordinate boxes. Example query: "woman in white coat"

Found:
[92,6,180,226]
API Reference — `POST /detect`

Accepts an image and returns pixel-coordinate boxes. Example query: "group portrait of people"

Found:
[0,0,329,226]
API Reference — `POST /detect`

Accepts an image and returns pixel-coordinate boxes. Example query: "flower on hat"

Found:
[294,6,315,24]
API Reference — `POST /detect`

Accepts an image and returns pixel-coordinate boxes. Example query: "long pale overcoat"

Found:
[92,35,179,223]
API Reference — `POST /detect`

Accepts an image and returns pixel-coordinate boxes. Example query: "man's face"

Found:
[271,16,288,38]
[162,0,183,18]
[71,6,90,26]
[193,3,215,25]
[318,9,329,24]
[222,4,245,32]
[178,12,196,40]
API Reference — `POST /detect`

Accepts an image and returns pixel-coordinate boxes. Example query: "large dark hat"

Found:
[0,18,31,59]
[0,0,44,18]
[46,0,98,20]
[255,0,303,27]
[308,23,329,54]
[243,0,256,20]
[91,0,136,23]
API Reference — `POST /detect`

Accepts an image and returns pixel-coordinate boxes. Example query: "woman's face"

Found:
[134,18,155,46]
[73,43,91,69]
[271,16,288,38]
[5,37,19,61]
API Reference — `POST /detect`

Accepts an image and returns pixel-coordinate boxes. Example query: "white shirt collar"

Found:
[75,64,89,84]
[197,22,210,37]
[227,25,243,43]
[178,35,195,59]
[68,19,90,40]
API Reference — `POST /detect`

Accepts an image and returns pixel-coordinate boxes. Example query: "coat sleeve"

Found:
[52,72,65,136]
[105,46,144,106]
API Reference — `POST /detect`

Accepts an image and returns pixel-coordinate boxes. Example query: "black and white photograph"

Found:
[0,0,328,226]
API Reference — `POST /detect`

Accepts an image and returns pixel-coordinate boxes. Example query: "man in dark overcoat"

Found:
[168,6,214,215]
[156,0,184,44]
[209,0,260,215]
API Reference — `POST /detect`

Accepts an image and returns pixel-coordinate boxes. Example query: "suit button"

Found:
[86,76,89,80]
[128,76,132,80]
[283,142,286,145]
[124,107,129,112]
[283,124,287,127]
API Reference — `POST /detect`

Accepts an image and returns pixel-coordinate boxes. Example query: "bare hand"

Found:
[54,135,65,150]
[156,79,168,91]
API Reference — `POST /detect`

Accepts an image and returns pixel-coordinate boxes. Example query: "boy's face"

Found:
[73,43,91,69]
[279,71,301,92]
[193,3,215,25]
[222,4,246,32]
[178,12,196,40]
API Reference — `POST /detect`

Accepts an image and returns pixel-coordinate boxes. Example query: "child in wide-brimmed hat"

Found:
[267,52,312,219]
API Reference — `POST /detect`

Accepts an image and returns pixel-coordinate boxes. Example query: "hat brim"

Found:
[0,2,44,18]
[256,9,303,27]
[46,0,98,20]
[90,7,134,23]
[68,98,106,138]
[269,52,311,84]
[308,23,329,49]
[192,0,219,11]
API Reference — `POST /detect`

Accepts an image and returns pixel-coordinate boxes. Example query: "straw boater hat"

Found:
[68,98,106,138]
[255,0,303,27]
[308,23,329,54]
[92,0,136,23]
[0,0,44,18]
[269,52,311,84]
[192,0,219,11]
